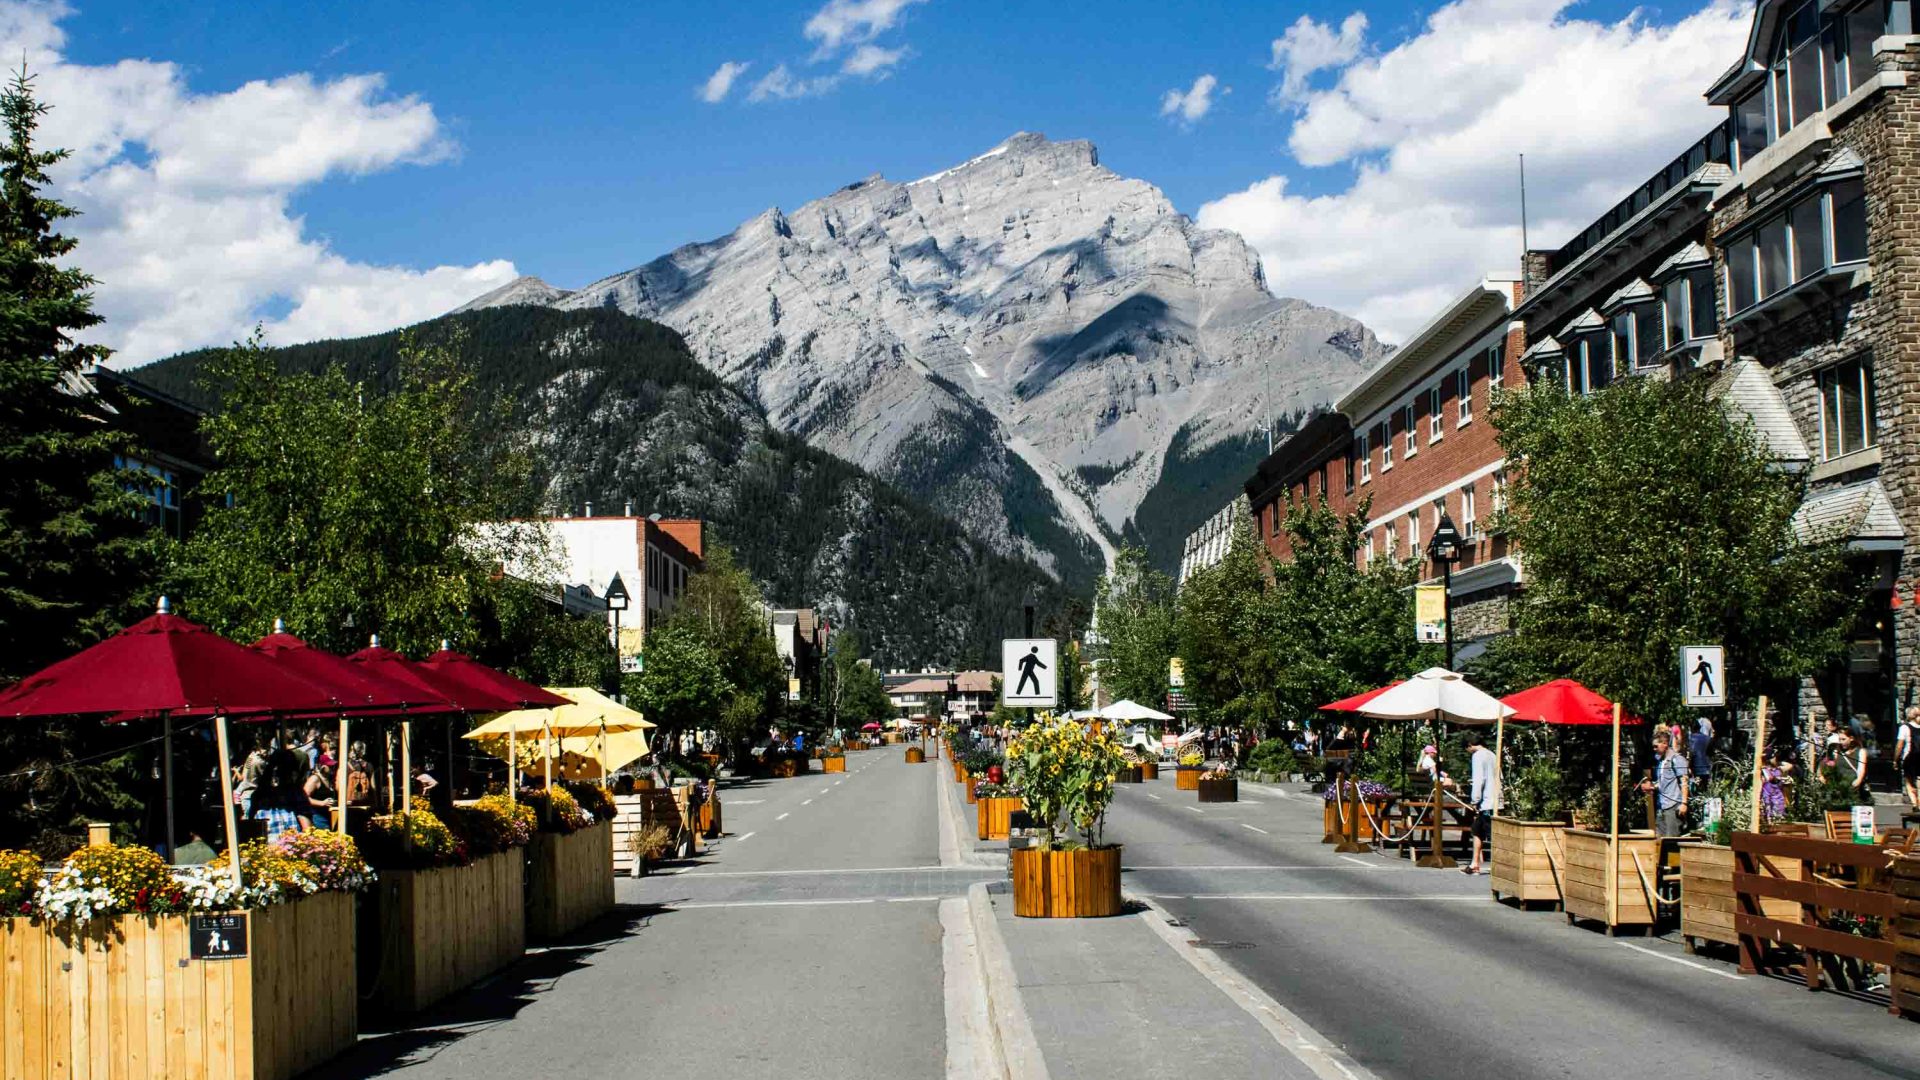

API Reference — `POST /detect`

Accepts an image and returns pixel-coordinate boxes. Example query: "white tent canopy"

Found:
[1097,699,1174,722]
[1355,667,1514,726]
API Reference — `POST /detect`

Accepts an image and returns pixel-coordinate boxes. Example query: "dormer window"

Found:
[1733,0,1909,168]
[1724,173,1868,316]
[1601,280,1662,371]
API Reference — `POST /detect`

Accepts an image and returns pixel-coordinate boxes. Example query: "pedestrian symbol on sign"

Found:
[1001,638,1058,708]
[1015,646,1047,696]
[1679,646,1725,707]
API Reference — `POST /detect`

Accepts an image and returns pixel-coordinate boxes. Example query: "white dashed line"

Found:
[1240,824,1270,835]
[1616,941,1745,980]
[1338,855,1374,867]
[776,812,790,821]
[1185,806,1205,815]
[1146,793,1163,801]
[734,831,755,842]
[802,799,813,806]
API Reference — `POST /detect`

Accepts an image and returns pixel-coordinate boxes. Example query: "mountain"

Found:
[456,132,1387,588]
[136,306,1078,669]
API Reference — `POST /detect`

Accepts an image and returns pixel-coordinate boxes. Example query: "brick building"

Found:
[1245,276,1525,650]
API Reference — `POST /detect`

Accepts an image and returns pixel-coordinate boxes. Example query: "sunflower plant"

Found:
[1005,717,1129,850]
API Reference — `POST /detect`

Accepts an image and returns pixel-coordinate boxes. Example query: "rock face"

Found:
[460,132,1386,587]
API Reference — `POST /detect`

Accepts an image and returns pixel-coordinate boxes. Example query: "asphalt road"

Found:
[1104,777,1920,1080]
[316,746,988,1079]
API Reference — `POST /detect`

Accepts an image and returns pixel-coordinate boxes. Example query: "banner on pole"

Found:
[1415,584,1447,644]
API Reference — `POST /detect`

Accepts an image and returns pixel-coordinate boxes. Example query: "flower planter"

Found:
[526,821,614,941]
[1489,817,1568,907]
[1138,761,1159,781]
[0,890,358,1080]
[1679,842,1803,952]
[1174,766,1202,791]
[765,754,807,777]
[1114,764,1142,784]
[965,776,979,804]
[368,849,526,1014]
[1561,829,1662,933]
[1011,846,1123,918]
[1196,777,1238,802]
[822,756,847,774]
[698,796,721,837]
[1321,797,1390,842]
[905,746,926,763]
[978,796,1022,840]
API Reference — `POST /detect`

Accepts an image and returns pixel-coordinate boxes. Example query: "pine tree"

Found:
[0,68,160,854]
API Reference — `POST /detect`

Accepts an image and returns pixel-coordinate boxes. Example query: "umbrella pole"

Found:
[402,720,413,816]
[1749,695,1769,832]
[1495,715,1505,814]
[335,717,350,832]
[544,718,553,791]
[214,715,243,892]
[1607,701,1622,929]
[601,722,609,790]
[162,713,176,863]
[509,727,518,805]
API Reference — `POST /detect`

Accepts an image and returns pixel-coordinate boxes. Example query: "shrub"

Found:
[1245,741,1298,777]
[275,830,375,891]
[1005,718,1128,849]
[208,840,322,906]
[453,794,536,854]
[564,782,616,823]
[1178,751,1204,767]
[365,809,467,869]
[0,849,42,915]
[523,786,592,833]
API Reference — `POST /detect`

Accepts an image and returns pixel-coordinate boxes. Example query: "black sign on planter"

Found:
[189,914,247,960]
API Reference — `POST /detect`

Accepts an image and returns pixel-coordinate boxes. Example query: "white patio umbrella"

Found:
[1354,667,1514,726]
[1097,699,1175,722]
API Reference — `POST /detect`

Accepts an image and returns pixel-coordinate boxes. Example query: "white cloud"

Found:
[0,1,514,364]
[698,60,751,103]
[1269,12,1367,104]
[804,0,925,55]
[1199,0,1750,342]
[747,63,842,102]
[1160,73,1220,126]
[842,43,908,77]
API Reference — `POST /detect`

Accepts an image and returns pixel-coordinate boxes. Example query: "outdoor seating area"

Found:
[0,601,636,1079]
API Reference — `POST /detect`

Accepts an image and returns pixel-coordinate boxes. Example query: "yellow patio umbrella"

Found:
[463,686,654,789]
[522,728,653,780]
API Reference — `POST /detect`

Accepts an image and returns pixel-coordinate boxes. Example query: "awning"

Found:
[1793,478,1903,552]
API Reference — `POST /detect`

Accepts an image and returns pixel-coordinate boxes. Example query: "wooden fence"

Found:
[1732,831,1900,1014]
[368,849,526,1014]
[527,822,615,940]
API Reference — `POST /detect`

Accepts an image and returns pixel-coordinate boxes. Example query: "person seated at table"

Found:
[250,748,314,843]
[1416,744,1453,788]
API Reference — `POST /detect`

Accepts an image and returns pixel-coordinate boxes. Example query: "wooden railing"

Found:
[1731,831,1901,1015]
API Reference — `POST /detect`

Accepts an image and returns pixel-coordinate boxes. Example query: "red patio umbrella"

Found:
[1320,682,1402,712]
[0,600,341,884]
[419,646,571,710]
[346,641,519,713]
[1499,679,1644,726]
[252,626,457,717]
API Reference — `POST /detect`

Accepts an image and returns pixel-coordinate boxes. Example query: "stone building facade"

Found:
[1178,495,1251,586]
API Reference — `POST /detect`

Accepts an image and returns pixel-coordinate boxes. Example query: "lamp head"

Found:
[1427,513,1463,564]
[605,572,631,611]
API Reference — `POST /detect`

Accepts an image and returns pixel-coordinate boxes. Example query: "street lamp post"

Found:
[605,572,630,701]
[1426,512,1463,672]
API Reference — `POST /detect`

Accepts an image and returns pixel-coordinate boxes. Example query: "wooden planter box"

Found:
[1174,766,1202,791]
[1138,761,1159,781]
[1011,846,1123,918]
[1562,829,1661,933]
[1679,842,1803,951]
[1196,777,1238,803]
[1489,817,1568,907]
[527,821,614,941]
[0,890,357,1080]
[766,754,807,777]
[1114,764,1141,784]
[369,849,525,1014]
[978,796,1022,840]
[822,755,847,773]
[1321,797,1390,841]
[955,763,970,786]
[905,746,926,763]
[964,777,979,804]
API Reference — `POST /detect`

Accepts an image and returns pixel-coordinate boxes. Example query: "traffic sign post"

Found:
[1680,645,1725,707]
[1002,638,1058,708]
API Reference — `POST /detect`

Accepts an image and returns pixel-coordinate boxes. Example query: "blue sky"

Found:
[18,0,1748,360]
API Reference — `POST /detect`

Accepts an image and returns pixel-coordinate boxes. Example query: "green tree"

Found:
[626,624,732,754]
[827,639,893,733]
[0,69,161,854]
[172,331,540,654]
[1176,520,1286,730]
[471,578,618,691]
[663,544,788,758]
[1094,546,1176,706]
[1493,376,1857,724]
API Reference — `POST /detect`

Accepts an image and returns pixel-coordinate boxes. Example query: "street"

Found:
[309,754,1920,1080]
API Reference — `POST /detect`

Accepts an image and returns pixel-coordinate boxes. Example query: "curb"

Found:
[1131,893,1379,1080]
[967,882,1051,1080]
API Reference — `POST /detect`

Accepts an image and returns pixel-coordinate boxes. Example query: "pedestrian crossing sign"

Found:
[1001,638,1058,708]
[1680,645,1725,707]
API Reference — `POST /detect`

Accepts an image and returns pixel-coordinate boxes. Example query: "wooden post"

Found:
[401,720,413,815]
[87,822,111,847]
[1494,716,1505,816]
[335,717,350,832]
[1607,701,1622,930]
[543,717,553,790]
[1749,696,1770,832]
[214,715,243,891]
[1335,777,1368,854]
[1415,777,1458,868]
[161,712,176,862]
[509,726,518,805]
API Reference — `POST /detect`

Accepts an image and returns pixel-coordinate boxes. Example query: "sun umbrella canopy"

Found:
[250,630,455,716]
[861,722,882,731]
[507,729,652,780]
[463,686,652,740]
[347,643,517,713]
[1500,679,1645,726]
[1097,699,1174,722]
[1355,668,1514,726]
[1321,682,1403,712]
[0,606,339,720]
[420,647,572,709]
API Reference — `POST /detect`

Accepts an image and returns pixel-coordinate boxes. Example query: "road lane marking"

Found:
[1185,806,1205,814]
[1240,824,1270,835]
[887,896,938,902]
[1339,855,1375,867]
[776,812,790,821]
[1126,864,1392,871]
[683,865,992,878]
[1146,793,1163,801]
[802,799,813,805]
[1241,800,1263,805]
[1142,894,1479,901]
[834,781,843,786]
[1615,941,1744,980]
[728,799,765,805]
[733,832,755,842]
[671,898,881,909]
[821,787,830,794]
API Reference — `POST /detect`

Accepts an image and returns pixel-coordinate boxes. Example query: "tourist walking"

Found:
[1899,706,1920,810]
[1464,733,1497,875]
[1642,731,1692,837]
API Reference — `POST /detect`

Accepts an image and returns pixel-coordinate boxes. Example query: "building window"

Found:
[1666,267,1719,344]
[1358,433,1371,483]
[1486,344,1504,393]
[1739,1,1896,164]
[1381,423,1394,471]
[1818,357,1878,459]
[1610,312,1636,372]
[1571,334,1610,395]
[1427,388,1442,441]
[1727,180,1869,313]
[1492,470,1508,515]
[1733,87,1768,169]
[1385,523,1398,559]
[1832,178,1868,264]
[1404,404,1418,456]
[1457,367,1473,425]
[116,455,183,538]
[1345,444,1356,491]
[1407,511,1420,554]
[1460,487,1477,540]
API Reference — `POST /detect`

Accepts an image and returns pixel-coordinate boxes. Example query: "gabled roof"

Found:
[1564,308,1606,334]
[1601,279,1656,312]
[1711,360,1809,465]
[1793,478,1903,550]
[1654,242,1711,279]
[1521,335,1563,360]
[1707,1,1790,105]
